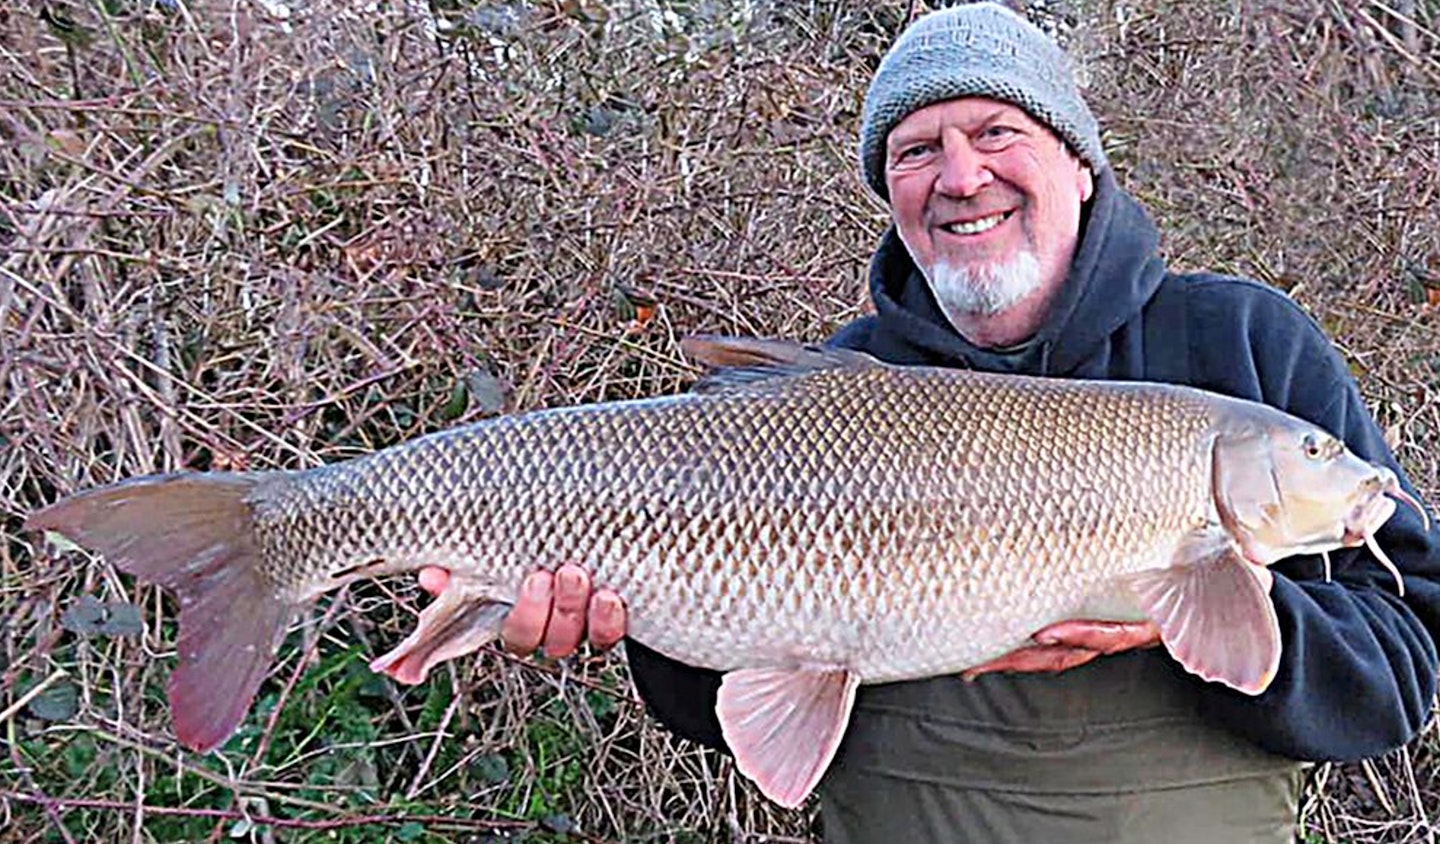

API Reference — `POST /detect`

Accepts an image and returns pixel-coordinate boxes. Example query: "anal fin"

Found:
[1124,535,1280,695]
[716,666,860,808]
[371,585,509,684]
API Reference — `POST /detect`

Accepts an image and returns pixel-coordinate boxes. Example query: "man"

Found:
[425,4,1440,841]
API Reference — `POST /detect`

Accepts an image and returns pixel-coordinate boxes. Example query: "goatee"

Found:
[925,250,1044,325]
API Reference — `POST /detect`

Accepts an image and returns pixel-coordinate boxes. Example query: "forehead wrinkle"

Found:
[888,100,1051,152]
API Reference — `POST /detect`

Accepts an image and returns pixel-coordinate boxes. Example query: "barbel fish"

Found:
[25,336,1425,807]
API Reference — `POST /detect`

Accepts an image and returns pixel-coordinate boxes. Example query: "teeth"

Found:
[943,213,1005,235]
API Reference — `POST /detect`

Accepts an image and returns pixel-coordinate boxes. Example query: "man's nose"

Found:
[936,143,994,197]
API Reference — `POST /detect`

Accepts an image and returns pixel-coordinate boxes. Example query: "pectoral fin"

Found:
[1124,541,1281,696]
[716,666,860,808]
[370,586,509,684]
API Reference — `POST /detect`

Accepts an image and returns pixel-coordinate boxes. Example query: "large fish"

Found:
[25,337,1424,808]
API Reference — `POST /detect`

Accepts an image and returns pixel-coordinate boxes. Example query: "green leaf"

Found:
[98,602,143,637]
[60,595,106,635]
[61,596,144,637]
[464,368,509,417]
[584,689,615,721]
[474,753,510,784]
[395,822,426,841]
[439,378,468,421]
[335,755,379,791]
[62,733,97,777]
[29,681,79,722]
[44,530,87,556]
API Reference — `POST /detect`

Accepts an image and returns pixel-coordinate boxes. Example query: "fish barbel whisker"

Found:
[1364,532,1406,597]
[1345,473,1428,596]
[1328,473,1419,595]
[1385,476,1430,532]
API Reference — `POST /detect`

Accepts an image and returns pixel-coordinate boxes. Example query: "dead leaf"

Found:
[1385,423,1404,452]
[464,367,510,416]
[344,240,386,276]
[613,285,658,335]
[208,449,250,471]
[47,129,85,157]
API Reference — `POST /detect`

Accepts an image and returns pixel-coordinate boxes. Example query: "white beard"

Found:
[924,250,1044,324]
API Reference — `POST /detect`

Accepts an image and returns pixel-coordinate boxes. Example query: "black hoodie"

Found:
[626,168,1440,772]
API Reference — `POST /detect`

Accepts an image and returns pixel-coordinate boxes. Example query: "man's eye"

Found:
[896,143,932,161]
[979,125,1018,141]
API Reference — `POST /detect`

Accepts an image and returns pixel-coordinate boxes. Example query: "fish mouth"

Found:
[1338,468,1428,595]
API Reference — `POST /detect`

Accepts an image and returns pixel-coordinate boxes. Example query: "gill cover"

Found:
[1212,428,1285,565]
[1212,411,1413,593]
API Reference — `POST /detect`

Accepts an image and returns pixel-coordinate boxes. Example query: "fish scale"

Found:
[247,361,1216,680]
[26,336,1417,808]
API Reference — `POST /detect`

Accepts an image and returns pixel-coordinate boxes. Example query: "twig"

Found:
[0,668,69,723]
[404,685,461,799]
[0,790,543,835]
[1361,758,1397,816]
[246,587,353,770]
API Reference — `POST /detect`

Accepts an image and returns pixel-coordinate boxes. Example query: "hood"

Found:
[865,168,1168,375]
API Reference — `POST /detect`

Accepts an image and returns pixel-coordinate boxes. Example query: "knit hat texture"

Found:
[859,2,1108,199]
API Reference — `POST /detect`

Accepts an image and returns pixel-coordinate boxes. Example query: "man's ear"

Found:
[1077,164,1094,202]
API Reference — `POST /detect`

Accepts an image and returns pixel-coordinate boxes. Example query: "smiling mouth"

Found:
[939,211,1013,235]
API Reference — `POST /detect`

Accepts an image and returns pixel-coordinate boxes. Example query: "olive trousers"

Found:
[818,651,1303,844]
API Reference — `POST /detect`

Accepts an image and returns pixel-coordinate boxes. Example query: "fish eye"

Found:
[1301,433,1336,461]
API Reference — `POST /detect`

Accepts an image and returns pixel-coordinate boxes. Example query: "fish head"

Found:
[1212,409,1424,568]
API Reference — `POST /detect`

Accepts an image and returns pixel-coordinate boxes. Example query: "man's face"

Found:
[884,98,1094,333]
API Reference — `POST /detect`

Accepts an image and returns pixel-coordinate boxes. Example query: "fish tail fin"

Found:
[25,473,297,752]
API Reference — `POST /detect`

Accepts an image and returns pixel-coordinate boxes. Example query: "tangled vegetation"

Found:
[2,0,1438,840]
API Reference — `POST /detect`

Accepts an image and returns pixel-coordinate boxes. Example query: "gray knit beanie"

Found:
[859,2,1108,199]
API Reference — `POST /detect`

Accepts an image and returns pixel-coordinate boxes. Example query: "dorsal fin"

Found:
[680,335,878,393]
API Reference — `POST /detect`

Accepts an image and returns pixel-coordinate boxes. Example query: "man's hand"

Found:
[417,564,627,658]
[960,619,1161,681]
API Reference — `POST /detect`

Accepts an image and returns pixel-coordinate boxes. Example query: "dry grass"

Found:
[1,0,1438,841]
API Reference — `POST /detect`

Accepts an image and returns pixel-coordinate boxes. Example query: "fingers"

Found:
[959,619,1163,681]
[587,590,627,650]
[1031,619,1162,654]
[501,570,555,655]
[542,565,592,658]
[961,644,1101,681]
[496,565,628,658]
[418,566,450,597]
